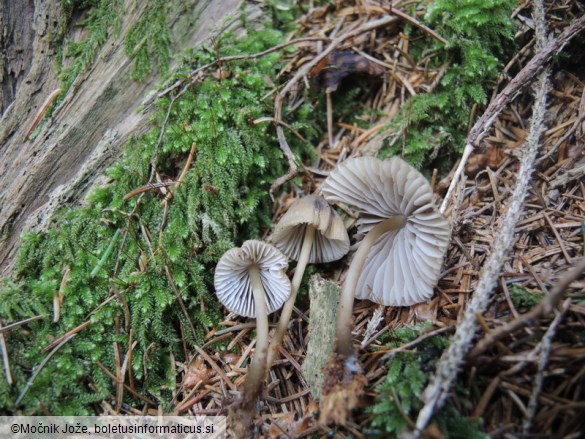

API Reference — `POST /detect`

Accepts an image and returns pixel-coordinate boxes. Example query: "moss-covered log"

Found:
[0,0,244,275]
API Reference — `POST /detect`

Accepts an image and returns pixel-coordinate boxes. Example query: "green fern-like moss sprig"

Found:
[0,26,320,414]
[57,0,123,95]
[368,325,486,438]
[379,0,517,169]
[124,0,171,80]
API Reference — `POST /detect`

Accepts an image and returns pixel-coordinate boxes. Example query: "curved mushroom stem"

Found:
[267,225,316,368]
[243,265,270,400]
[335,215,406,358]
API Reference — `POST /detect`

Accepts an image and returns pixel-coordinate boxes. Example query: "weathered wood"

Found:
[0,0,37,114]
[0,0,244,274]
[302,275,341,400]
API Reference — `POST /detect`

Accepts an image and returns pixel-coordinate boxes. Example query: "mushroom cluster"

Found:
[212,155,450,429]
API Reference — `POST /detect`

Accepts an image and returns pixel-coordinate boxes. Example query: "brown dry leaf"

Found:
[181,356,212,389]
[409,302,435,323]
[309,51,386,91]
[465,146,505,176]
[266,411,297,438]
[289,399,320,435]
[212,68,229,80]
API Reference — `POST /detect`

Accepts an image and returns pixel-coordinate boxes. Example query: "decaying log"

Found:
[0,0,246,274]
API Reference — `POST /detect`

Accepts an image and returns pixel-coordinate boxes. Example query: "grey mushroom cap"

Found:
[320,156,450,306]
[271,195,350,263]
[214,240,291,318]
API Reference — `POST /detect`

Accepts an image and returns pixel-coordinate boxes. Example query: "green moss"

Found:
[53,0,175,112]
[368,325,486,438]
[510,285,544,309]
[124,0,171,80]
[0,26,319,415]
[56,0,123,96]
[379,0,517,169]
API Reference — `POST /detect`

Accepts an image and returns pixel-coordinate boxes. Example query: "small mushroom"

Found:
[318,156,449,424]
[214,240,291,404]
[267,195,349,367]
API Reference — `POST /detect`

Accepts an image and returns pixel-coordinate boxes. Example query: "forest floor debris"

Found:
[147,1,585,437]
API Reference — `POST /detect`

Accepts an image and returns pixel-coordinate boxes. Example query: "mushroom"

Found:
[318,156,450,423]
[214,240,291,403]
[267,195,349,367]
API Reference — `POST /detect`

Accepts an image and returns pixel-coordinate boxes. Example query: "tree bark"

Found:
[0,0,245,275]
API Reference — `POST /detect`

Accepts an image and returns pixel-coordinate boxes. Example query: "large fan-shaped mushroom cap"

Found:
[320,156,449,306]
[271,195,350,263]
[214,240,291,318]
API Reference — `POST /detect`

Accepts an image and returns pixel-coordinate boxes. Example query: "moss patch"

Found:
[0,26,320,414]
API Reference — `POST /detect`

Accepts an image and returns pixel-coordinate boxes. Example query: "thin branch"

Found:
[253,117,307,142]
[164,264,198,339]
[469,256,585,359]
[0,322,12,385]
[440,12,585,214]
[270,125,299,198]
[0,315,47,334]
[158,37,330,98]
[389,7,447,45]
[191,344,237,391]
[123,181,176,201]
[96,361,156,406]
[114,341,123,411]
[162,142,197,204]
[379,326,455,360]
[414,64,551,435]
[523,299,570,433]
[42,320,91,353]
[16,333,78,405]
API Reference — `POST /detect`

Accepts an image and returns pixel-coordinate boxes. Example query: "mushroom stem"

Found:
[335,215,407,357]
[267,225,316,368]
[326,89,334,148]
[243,265,270,399]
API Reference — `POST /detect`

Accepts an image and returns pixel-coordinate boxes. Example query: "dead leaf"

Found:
[310,51,386,92]
[181,356,212,389]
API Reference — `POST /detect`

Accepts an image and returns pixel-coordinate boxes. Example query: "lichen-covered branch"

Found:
[414,14,552,428]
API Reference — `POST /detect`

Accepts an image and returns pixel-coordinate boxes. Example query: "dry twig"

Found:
[469,256,585,359]
[522,299,570,433]
[414,59,552,436]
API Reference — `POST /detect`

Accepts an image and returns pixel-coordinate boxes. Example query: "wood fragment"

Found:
[23,88,61,141]
[301,276,340,400]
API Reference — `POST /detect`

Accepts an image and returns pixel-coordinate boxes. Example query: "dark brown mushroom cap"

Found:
[271,195,350,263]
[214,240,291,318]
[320,156,450,306]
